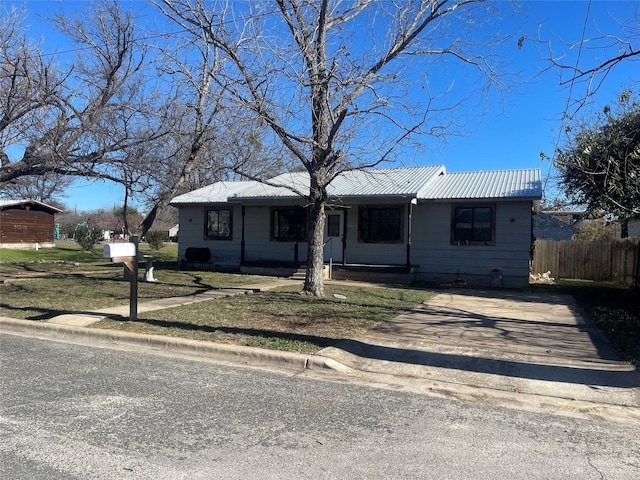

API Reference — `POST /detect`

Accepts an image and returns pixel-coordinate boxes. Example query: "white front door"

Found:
[324,211,343,263]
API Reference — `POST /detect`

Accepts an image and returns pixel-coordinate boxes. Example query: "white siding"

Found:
[177,205,242,267]
[243,206,308,264]
[411,201,534,288]
[177,199,535,287]
[342,202,409,265]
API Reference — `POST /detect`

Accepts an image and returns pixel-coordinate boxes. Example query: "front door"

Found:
[324,211,343,263]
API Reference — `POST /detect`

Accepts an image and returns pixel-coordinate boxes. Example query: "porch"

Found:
[240,260,417,285]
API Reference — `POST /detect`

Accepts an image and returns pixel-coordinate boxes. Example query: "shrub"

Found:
[74,224,103,251]
[145,230,165,250]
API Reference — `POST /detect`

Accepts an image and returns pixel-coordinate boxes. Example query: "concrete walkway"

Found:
[43,279,302,327]
[1,281,639,423]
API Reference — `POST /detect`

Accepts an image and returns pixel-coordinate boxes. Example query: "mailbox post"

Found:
[103,237,139,320]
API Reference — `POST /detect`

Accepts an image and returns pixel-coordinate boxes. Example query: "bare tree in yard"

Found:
[157,0,514,296]
[1,173,72,204]
[534,6,639,209]
[0,1,164,197]
[135,26,275,236]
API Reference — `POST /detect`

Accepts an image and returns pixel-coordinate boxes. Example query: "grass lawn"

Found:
[1,242,435,353]
[94,284,435,354]
[2,242,638,361]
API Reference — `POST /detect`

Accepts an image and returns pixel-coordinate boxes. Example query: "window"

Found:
[326,213,341,238]
[359,206,403,243]
[451,205,494,245]
[272,206,307,241]
[206,208,232,240]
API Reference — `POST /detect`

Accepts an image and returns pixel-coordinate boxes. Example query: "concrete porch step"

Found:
[289,269,306,280]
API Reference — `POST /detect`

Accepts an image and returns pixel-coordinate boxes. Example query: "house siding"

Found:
[243,206,308,264]
[177,205,242,267]
[342,202,408,265]
[411,201,534,288]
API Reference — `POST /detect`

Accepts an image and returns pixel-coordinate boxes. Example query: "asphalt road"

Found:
[1,333,639,479]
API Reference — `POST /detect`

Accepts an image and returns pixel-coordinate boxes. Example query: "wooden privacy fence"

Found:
[532,239,640,285]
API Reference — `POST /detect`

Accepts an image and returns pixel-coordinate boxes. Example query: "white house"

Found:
[170,166,542,288]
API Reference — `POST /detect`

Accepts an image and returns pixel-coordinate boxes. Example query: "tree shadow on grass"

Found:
[121,316,339,349]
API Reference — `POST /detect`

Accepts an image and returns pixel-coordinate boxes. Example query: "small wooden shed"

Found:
[0,199,63,247]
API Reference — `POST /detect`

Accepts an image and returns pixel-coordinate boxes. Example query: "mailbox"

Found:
[103,242,136,259]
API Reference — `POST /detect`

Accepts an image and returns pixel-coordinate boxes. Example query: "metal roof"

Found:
[169,167,542,205]
[169,181,260,205]
[0,199,63,212]
[329,166,445,198]
[234,166,446,199]
[421,169,542,200]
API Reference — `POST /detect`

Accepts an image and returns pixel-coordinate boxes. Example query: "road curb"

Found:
[3,316,640,426]
[0,317,317,373]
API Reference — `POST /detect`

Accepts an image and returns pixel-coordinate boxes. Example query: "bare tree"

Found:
[539,5,640,117]
[1,173,72,203]
[131,21,281,236]
[157,0,514,296]
[0,1,165,190]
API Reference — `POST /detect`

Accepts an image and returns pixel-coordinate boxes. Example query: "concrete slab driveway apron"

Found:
[318,289,640,407]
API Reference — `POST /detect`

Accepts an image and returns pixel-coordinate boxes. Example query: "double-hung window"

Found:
[451,205,494,245]
[206,208,233,240]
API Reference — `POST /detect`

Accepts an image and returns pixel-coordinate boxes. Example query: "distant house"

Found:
[543,210,587,227]
[0,199,63,248]
[170,166,542,288]
[533,212,576,240]
[616,217,640,239]
[628,219,640,238]
[168,224,179,241]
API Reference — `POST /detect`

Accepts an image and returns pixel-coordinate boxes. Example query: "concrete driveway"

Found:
[317,289,640,408]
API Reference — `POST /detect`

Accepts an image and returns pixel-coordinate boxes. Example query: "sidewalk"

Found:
[1,282,639,424]
[43,278,302,326]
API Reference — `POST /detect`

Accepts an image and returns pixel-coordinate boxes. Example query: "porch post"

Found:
[294,205,299,265]
[406,200,415,268]
[341,208,347,265]
[240,205,246,264]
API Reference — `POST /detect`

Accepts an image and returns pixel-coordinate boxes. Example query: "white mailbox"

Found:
[103,242,136,259]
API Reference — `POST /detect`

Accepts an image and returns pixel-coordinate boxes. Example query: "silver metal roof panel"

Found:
[169,181,259,205]
[422,169,542,200]
[234,166,446,199]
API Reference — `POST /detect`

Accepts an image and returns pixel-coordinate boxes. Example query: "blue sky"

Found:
[9,0,640,211]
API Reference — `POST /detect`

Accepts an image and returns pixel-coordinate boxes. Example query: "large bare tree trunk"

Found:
[305,177,327,296]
